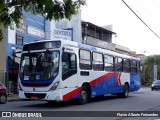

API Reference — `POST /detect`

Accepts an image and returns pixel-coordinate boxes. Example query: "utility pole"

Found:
[153,54,157,80]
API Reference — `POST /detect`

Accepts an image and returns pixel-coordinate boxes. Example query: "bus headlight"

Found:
[49,81,59,91]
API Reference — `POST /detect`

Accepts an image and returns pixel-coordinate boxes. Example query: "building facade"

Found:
[0,11,47,93]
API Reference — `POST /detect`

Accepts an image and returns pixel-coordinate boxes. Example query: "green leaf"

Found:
[0,0,86,42]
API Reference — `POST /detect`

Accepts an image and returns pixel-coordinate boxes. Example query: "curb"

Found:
[8,98,20,102]
[7,94,19,102]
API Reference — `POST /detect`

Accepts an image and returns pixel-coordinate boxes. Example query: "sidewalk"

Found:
[8,94,19,102]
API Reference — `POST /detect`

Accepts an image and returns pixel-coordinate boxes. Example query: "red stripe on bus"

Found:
[90,72,116,86]
[63,87,81,100]
[116,73,121,86]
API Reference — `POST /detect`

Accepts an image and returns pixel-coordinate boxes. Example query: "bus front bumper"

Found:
[19,89,63,101]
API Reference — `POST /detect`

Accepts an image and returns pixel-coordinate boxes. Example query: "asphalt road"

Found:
[1,87,160,120]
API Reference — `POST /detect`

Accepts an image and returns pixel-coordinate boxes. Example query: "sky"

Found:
[81,0,160,56]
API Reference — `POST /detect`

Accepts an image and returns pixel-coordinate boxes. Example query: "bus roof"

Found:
[23,39,140,61]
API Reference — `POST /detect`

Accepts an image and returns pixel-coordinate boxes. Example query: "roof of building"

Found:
[81,21,117,35]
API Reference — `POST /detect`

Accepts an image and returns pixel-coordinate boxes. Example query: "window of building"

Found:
[79,49,92,70]
[123,59,130,73]
[16,36,23,45]
[104,54,114,71]
[92,52,104,71]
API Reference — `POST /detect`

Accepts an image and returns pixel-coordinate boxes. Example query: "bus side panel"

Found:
[78,71,105,96]
[78,71,127,97]
[120,73,130,85]
[95,72,129,95]
[94,73,117,95]
[129,73,141,92]
[80,71,124,96]
[62,72,141,100]
[62,87,81,100]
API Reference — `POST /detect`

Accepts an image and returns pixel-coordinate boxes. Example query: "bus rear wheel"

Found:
[122,84,129,98]
[79,86,89,105]
[116,84,129,98]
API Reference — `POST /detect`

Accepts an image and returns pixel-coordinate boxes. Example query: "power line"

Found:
[122,0,160,39]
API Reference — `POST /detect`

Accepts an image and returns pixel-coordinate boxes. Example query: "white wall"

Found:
[8,25,16,44]
[45,20,56,40]
[55,10,82,43]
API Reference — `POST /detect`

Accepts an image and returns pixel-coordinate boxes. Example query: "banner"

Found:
[53,29,72,41]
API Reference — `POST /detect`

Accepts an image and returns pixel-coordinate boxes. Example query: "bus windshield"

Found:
[20,50,59,80]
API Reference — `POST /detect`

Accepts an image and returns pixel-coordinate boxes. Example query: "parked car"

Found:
[0,82,7,104]
[151,80,160,91]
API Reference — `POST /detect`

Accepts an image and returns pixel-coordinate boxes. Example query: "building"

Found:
[0,11,46,93]
[129,51,145,59]
[81,21,116,43]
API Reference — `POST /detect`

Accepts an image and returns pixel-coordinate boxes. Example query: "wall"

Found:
[17,11,45,43]
[0,26,6,83]
[55,10,82,42]
[6,11,46,93]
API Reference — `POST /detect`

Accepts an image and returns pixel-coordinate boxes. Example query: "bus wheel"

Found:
[122,84,129,98]
[79,86,89,105]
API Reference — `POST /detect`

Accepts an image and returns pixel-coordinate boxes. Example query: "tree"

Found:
[141,55,160,84]
[0,0,86,41]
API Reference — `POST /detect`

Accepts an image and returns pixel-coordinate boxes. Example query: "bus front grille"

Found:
[24,93,46,99]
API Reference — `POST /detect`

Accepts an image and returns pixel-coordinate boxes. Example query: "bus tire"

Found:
[79,86,89,105]
[122,84,129,98]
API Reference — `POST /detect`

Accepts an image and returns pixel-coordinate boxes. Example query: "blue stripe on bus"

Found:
[78,43,97,51]
[21,76,57,87]
[91,74,124,96]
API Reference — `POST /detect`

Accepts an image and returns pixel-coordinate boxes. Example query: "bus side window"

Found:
[116,57,123,72]
[131,60,137,73]
[92,52,104,71]
[104,54,114,71]
[62,52,77,80]
[123,59,130,73]
[79,49,92,70]
[136,61,140,73]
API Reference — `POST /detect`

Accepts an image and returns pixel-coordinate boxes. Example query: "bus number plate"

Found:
[31,96,39,100]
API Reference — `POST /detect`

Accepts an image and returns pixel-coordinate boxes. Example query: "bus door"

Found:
[62,47,78,97]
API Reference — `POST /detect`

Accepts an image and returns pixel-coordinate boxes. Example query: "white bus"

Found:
[18,39,141,104]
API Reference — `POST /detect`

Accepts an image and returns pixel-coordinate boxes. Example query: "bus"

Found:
[18,39,141,104]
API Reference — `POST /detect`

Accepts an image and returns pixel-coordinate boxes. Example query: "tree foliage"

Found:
[0,0,86,41]
[141,55,160,84]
